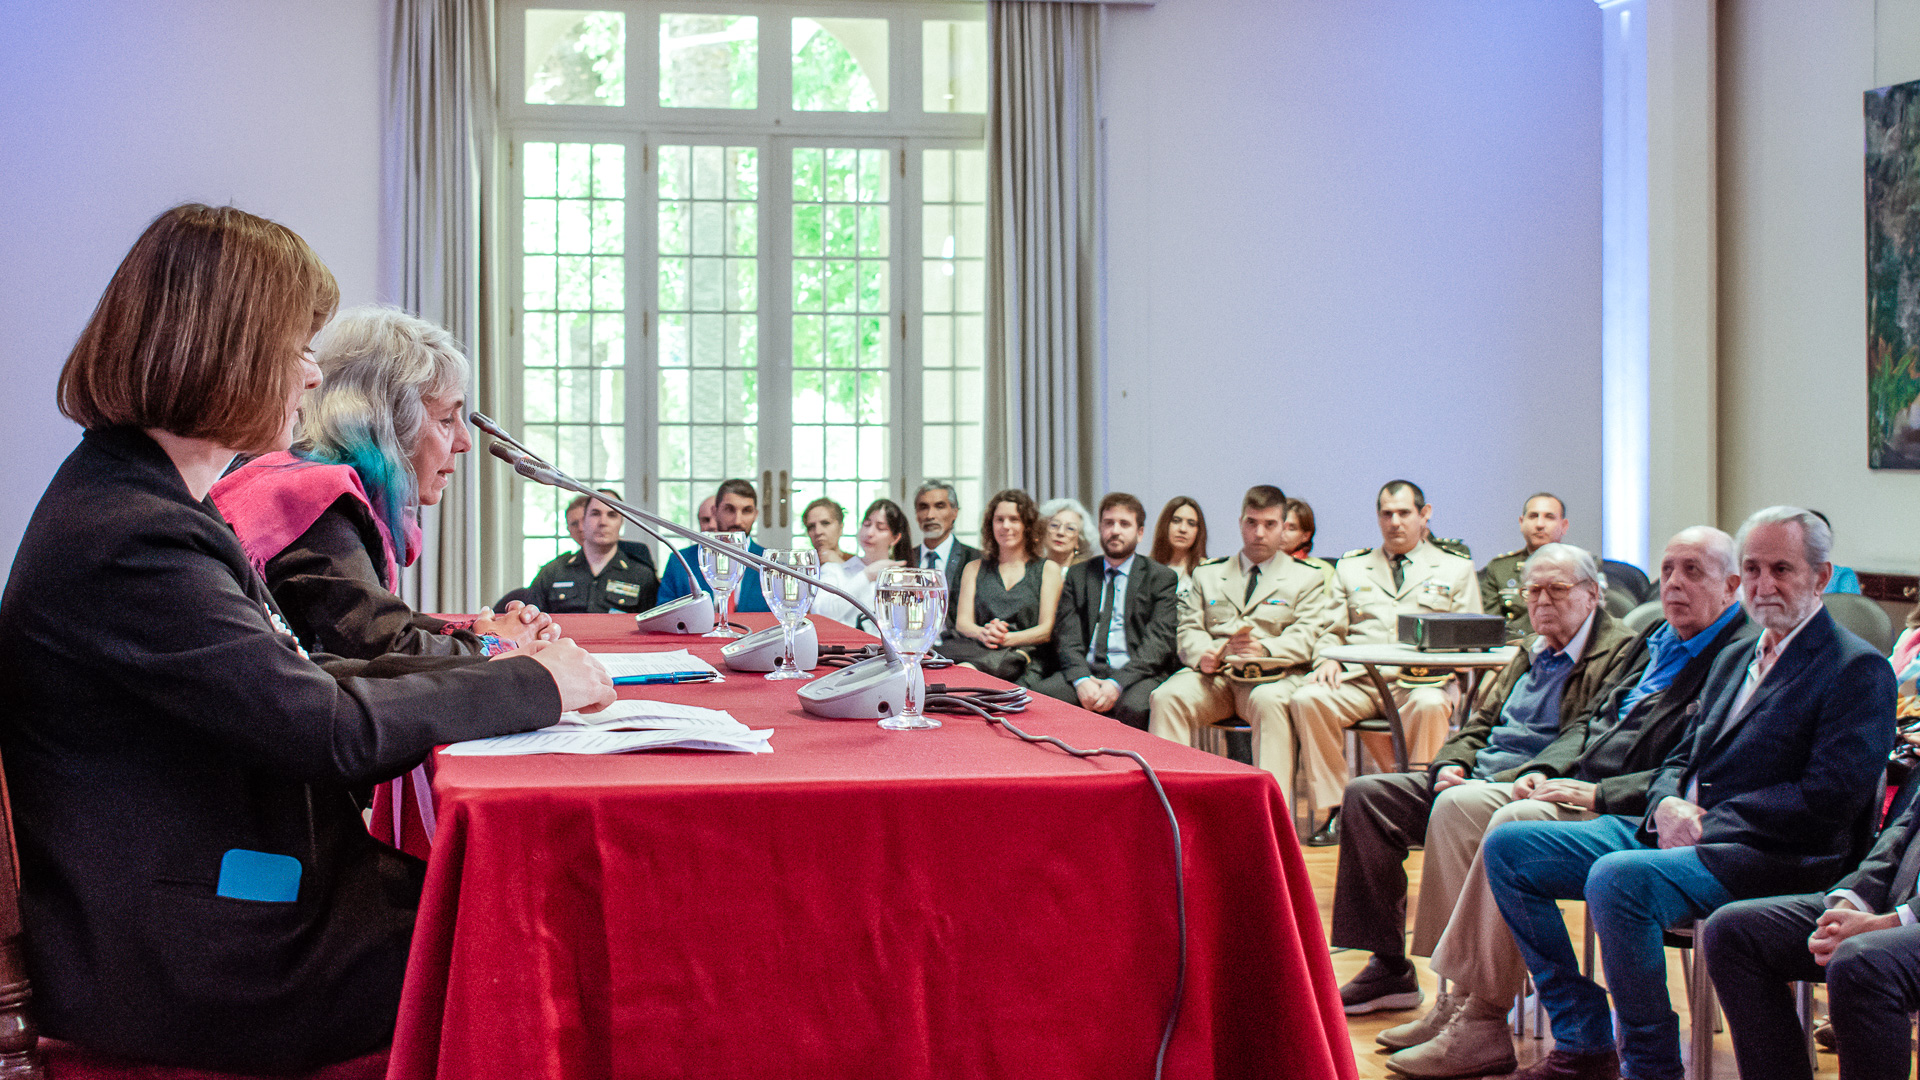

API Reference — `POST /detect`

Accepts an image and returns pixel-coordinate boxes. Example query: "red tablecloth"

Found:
[387,614,1355,1080]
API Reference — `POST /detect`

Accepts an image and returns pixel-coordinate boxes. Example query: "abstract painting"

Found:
[1866,79,1920,468]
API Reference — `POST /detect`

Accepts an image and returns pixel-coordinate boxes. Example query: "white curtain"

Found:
[383,0,507,612]
[986,1,1105,505]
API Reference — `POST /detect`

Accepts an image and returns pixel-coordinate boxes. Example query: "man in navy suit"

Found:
[1702,778,1920,1080]
[656,478,770,614]
[1479,507,1895,1080]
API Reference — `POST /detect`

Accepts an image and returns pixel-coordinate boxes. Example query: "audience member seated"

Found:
[526,489,661,615]
[1150,495,1208,600]
[1385,528,1752,1079]
[1028,492,1180,729]
[1809,509,1863,594]
[1148,485,1334,796]
[812,498,911,626]
[1703,771,1920,1080]
[1289,480,1483,847]
[803,496,853,566]
[213,306,555,658]
[696,493,717,532]
[657,477,769,614]
[1481,492,1571,638]
[1330,542,1632,1020]
[945,489,1063,681]
[0,203,614,1073]
[1481,507,1895,1080]
[1039,496,1096,570]
[1281,496,1333,575]
[912,479,980,635]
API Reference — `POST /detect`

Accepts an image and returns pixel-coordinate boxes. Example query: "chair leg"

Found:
[1794,980,1817,1074]
[1686,929,1717,1080]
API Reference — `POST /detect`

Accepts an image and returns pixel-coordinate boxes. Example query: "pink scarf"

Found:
[210,451,421,590]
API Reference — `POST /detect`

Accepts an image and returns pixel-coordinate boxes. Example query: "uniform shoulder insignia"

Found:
[1200,556,1230,567]
[1431,536,1472,560]
[1496,547,1525,560]
[1300,555,1332,571]
[1341,547,1373,560]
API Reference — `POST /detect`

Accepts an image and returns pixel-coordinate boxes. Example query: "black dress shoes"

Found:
[1307,806,1341,847]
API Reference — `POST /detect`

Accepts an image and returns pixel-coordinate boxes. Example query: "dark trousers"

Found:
[1329,772,1437,958]
[1027,666,1159,730]
[1704,894,1920,1080]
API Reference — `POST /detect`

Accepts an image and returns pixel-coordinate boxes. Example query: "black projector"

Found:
[1398,612,1507,652]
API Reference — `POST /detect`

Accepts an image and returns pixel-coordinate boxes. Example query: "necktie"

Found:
[923,549,939,571]
[1392,554,1408,591]
[1243,563,1261,606]
[1093,568,1117,666]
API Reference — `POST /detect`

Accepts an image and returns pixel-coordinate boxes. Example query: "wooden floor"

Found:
[1301,843,1838,1080]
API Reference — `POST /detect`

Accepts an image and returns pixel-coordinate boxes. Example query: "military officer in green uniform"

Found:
[528,489,660,615]
[1479,492,1568,638]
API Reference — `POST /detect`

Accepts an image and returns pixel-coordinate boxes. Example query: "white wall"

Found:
[1716,0,1920,574]
[0,0,383,570]
[1101,0,1604,565]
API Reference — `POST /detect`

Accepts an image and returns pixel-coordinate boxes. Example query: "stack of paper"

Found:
[443,697,773,756]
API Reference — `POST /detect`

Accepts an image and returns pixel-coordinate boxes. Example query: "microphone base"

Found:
[634,593,716,635]
[721,620,819,672]
[798,655,911,719]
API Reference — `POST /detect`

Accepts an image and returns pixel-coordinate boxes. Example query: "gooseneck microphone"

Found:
[473,413,911,719]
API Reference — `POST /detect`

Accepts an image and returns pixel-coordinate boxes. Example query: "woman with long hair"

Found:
[948,489,1064,679]
[0,204,612,1073]
[1038,497,1097,571]
[812,498,912,625]
[1150,496,1209,599]
[212,306,556,659]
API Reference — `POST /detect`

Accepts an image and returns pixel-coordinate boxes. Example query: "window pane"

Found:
[792,18,888,112]
[920,148,984,541]
[922,20,986,113]
[661,14,758,109]
[526,10,626,106]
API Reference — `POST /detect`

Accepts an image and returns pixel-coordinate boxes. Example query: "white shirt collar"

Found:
[1532,610,1596,663]
[1754,602,1821,661]
[1237,550,1280,577]
[920,533,957,563]
[1104,552,1137,576]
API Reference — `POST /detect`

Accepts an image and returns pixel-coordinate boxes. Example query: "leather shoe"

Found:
[1307,806,1341,847]
[1384,1013,1517,1078]
[1507,1048,1619,1080]
[1377,991,1460,1050]
[1340,955,1422,1014]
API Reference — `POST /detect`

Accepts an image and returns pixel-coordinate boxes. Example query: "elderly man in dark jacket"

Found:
[1383,527,1753,1078]
[1332,543,1636,1017]
[1481,508,1895,1080]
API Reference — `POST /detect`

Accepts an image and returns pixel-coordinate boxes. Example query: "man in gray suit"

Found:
[913,480,980,635]
[1029,492,1180,729]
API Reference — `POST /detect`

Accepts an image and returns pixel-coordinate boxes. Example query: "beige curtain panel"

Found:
[986,0,1105,506]
[384,0,509,612]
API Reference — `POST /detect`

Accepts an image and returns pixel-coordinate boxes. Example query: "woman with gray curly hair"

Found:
[213,305,554,658]
[1037,496,1097,571]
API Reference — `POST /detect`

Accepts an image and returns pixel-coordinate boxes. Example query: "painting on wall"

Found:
[1867,79,1920,469]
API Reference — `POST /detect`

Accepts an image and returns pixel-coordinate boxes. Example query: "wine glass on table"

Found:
[760,548,818,680]
[875,566,947,730]
[699,531,749,639]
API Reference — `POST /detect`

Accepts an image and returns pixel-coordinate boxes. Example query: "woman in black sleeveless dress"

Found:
[945,489,1064,680]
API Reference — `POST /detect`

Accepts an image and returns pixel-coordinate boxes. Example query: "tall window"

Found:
[505,2,987,577]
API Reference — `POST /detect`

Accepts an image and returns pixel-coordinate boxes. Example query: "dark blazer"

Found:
[1832,792,1920,914]
[1639,607,1897,899]
[1429,608,1636,783]
[0,428,560,1073]
[917,537,980,633]
[1051,555,1180,689]
[1522,610,1755,817]
[265,498,484,658]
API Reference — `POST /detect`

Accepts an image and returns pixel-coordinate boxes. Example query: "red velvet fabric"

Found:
[387,614,1355,1080]
[41,1039,385,1079]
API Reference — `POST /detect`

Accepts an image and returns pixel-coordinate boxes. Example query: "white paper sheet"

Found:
[550,698,746,733]
[590,649,724,681]
[442,727,774,756]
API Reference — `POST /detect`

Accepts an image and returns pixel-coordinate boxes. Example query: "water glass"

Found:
[698,530,750,638]
[760,549,818,680]
[875,566,947,730]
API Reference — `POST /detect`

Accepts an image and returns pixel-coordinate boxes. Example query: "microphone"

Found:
[486,424,713,633]
[472,413,911,720]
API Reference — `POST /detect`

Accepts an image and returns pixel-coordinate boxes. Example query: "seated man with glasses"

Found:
[1330,543,1635,1017]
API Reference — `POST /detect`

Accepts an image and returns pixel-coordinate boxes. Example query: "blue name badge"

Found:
[216,849,302,902]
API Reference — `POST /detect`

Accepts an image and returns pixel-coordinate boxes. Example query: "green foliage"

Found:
[528,13,625,106]
[792,21,877,112]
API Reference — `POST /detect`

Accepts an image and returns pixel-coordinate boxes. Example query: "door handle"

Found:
[761,470,772,536]
[780,470,791,528]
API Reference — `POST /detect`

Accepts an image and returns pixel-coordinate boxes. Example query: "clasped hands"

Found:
[975,617,1013,649]
[1808,899,1901,967]
[472,600,562,647]
[1197,628,1267,675]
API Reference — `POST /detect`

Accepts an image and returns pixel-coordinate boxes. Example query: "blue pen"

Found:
[613,671,719,686]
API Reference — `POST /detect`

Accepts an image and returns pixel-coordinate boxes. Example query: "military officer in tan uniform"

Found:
[1480,492,1569,638]
[1289,481,1482,843]
[1149,485,1334,797]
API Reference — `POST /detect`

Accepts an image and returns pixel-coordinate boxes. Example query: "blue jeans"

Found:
[1482,815,1732,1080]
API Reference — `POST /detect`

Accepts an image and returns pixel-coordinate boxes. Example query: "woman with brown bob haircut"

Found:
[945,488,1063,680]
[0,203,611,1073]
